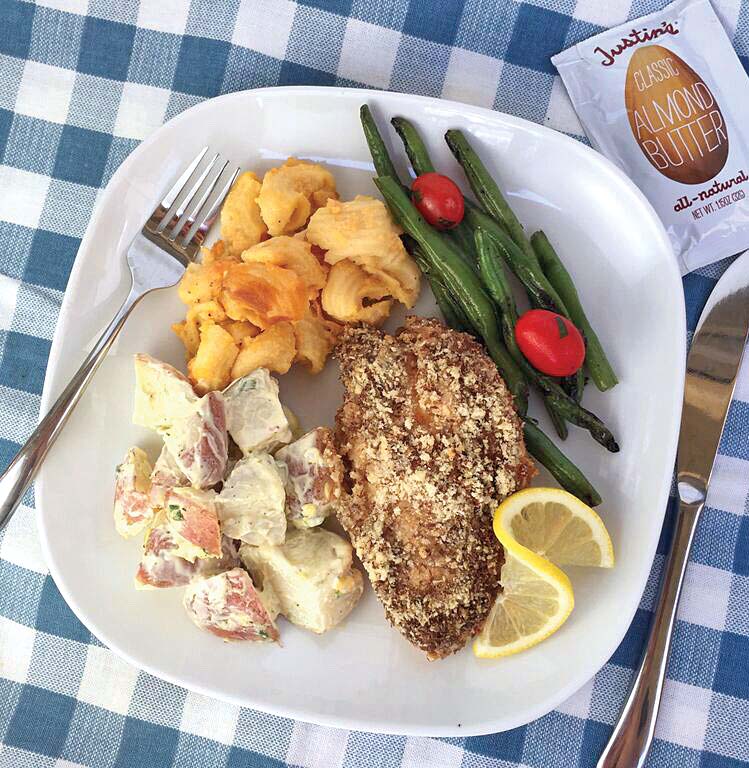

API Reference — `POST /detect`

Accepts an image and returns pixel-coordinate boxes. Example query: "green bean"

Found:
[473,230,519,342]
[473,229,568,440]
[447,218,478,261]
[431,276,472,332]
[464,206,584,401]
[567,368,585,404]
[447,136,585,400]
[374,175,529,415]
[542,390,618,451]
[474,229,618,453]
[543,399,569,441]
[405,239,474,334]
[465,196,509,234]
[360,105,403,185]
[522,421,603,507]
[445,129,538,263]
[391,116,435,175]
[391,115,477,260]
[465,206,566,310]
[532,231,618,392]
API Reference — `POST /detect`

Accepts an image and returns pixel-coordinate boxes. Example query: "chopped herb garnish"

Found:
[168,504,184,520]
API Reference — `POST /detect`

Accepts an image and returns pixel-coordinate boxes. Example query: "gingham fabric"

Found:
[0,0,748,766]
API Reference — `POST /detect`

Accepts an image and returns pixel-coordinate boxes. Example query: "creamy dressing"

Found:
[162,392,227,489]
[132,354,196,430]
[240,528,363,634]
[113,447,154,538]
[183,568,278,641]
[223,369,292,454]
[276,428,340,529]
[217,454,287,545]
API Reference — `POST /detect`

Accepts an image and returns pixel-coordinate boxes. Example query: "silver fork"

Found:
[0,147,239,530]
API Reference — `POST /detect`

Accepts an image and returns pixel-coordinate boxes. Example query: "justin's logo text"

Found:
[594,21,679,66]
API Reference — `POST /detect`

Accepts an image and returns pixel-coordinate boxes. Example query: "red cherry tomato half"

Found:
[411,173,465,230]
[515,309,585,377]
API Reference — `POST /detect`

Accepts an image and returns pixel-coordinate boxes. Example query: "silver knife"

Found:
[598,252,749,768]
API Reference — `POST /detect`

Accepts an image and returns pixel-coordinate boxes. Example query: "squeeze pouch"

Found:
[552,0,749,274]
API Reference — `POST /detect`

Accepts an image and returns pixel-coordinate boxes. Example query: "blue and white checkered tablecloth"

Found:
[0,0,748,766]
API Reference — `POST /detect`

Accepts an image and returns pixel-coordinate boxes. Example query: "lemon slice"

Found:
[474,534,574,658]
[494,487,615,568]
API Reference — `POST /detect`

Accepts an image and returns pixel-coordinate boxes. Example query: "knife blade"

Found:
[678,275,749,504]
[598,251,749,768]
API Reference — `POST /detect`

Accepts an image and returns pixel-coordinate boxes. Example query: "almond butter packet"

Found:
[552,0,749,274]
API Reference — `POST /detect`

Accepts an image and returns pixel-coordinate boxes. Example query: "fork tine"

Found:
[143,146,207,232]
[182,166,240,248]
[170,158,228,244]
[159,152,220,235]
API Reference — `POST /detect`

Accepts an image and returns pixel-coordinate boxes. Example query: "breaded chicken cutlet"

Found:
[335,317,535,659]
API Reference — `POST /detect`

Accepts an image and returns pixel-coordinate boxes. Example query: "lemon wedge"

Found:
[474,487,616,658]
[494,487,615,568]
[474,531,574,658]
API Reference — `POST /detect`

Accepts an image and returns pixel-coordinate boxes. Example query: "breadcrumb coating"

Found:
[335,317,535,659]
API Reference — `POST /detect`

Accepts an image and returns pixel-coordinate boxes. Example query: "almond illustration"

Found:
[625,45,728,184]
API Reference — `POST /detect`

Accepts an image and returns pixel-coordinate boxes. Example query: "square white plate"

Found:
[36,86,685,736]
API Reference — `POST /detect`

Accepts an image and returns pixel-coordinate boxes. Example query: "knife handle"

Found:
[596,499,702,768]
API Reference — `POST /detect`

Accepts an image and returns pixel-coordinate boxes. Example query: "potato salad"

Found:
[114,356,363,643]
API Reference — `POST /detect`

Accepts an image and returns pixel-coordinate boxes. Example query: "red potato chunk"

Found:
[164,391,228,489]
[222,369,291,455]
[114,447,154,538]
[217,454,286,546]
[183,568,279,641]
[149,446,189,507]
[275,428,343,528]
[131,353,227,489]
[240,527,362,634]
[163,487,222,560]
[132,354,197,430]
[136,514,240,589]
[151,445,189,487]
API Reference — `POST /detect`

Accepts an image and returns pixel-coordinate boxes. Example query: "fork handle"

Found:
[0,283,143,531]
[596,499,702,768]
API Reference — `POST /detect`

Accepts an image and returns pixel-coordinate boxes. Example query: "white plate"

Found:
[36,86,685,736]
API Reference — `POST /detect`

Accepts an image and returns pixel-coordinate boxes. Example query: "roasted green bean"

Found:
[473,229,568,440]
[374,175,529,414]
[360,105,403,185]
[474,229,618,452]
[532,231,618,392]
[523,421,603,506]
[391,115,477,260]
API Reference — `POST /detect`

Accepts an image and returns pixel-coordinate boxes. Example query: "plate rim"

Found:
[35,85,686,736]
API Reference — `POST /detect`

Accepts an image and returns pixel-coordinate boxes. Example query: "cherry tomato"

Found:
[515,309,585,376]
[411,173,465,230]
